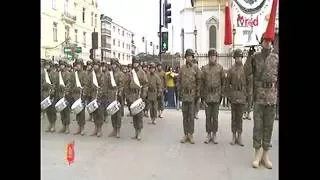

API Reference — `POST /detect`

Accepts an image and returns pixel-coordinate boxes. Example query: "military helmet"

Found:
[156,61,162,66]
[208,49,218,57]
[132,56,140,63]
[93,60,101,66]
[86,60,93,66]
[185,49,195,58]
[233,49,243,58]
[111,58,119,65]
[59,59,67,66]
[43,59,53,66]
[75,58,84,66]
[149,62,156,68]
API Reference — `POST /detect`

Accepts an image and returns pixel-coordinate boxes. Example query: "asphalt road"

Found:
[41,108,278,180]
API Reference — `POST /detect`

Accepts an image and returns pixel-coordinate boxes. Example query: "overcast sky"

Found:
[98,0,192,54]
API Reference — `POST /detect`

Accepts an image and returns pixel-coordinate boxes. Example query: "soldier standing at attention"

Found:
[70,59,87,136]
[193,59,201,119]
[126,56,148,140]
[244,33,278,169]
[146,63,161,125]
[55,60,72,134]
[201,49,224,144]
[87,60,105,137]
[121,65,129,117]
[41,60,58,132]
[85,61,94,122]
[156,62,166,118]
[179,49,201,144]
[225,49,248,146]
[105,58,124,138]
[101,61,108,123]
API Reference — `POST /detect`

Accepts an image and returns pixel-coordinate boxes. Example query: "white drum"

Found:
[71,98,84,115]
[55,97,68,113]
[106,100,121,116]
[130,98,145,115]
[86,99,99,114]
[41,96,53,110]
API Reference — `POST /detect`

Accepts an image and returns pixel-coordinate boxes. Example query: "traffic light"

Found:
[89,48,93,60]
[164,0,172,29]
[161,32,168,52]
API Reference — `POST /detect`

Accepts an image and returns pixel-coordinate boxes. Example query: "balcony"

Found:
[106,43,111,49]
[101,29,111,35]
[62,12,76,24]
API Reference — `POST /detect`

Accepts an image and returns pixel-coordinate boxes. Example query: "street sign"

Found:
[64,47,71,53]
[161,32,168,51]
[76,47,82,53]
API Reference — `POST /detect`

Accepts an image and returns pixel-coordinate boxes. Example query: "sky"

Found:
[98,0,192,54]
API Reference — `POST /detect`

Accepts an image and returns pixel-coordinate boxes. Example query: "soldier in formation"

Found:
[155,62,166,118]
[201,49,224,144]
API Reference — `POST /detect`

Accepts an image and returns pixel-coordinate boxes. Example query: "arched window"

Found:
[209,25,217,49]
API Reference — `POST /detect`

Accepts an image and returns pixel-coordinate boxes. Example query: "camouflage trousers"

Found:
[157,93,164,111]
[194,98,200,116]
[133,111,143,130]
[148,100,158,118]
[46,104,57,124]
[182,101,195,135]
[76,108,86,127]
[253,104,276,151]
[111,110,122,128]
[205,102,219,133]
[60,107,70,126]
[231,103,245,133]
[92,105,104,128]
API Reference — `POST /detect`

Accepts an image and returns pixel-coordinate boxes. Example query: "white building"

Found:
[100,15,112,62]
[179,0,278,54]
[41,0,101,64]
[110,22,135,65]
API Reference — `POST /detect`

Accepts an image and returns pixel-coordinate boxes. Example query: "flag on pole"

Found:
[66,141,75,165]
[264,0,278,41]
[224,1,232,45]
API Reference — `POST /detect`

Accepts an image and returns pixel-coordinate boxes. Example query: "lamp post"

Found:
[194,27,198,53]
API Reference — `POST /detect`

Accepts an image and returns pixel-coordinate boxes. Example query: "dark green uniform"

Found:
[179,49,201,144]
[201,53,224,144]
[225,49,248,146]
[147,65,161,124]
[126,57,148,140]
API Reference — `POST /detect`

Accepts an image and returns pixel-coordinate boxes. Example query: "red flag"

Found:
[264,0,278,41]
[224,1,232,45]
[66,141,75,165]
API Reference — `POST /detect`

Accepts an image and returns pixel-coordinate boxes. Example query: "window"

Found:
[122,54,124,60]
[52,0,56,10]
[122,42,124,48]
[113,39,115,46]
[113,52,116,57]
[83,32,86,48]
[101,35,107,47]
[118,53,120,59]
[53,22,57,42]
[122,30,124,36]
[64,0,69,15]
[82,8,85,23]
[113,26,115,32]
[118,40,120,47]
[209,25,217,49]
[91,12,94,26]
[75,29,78,44]
[65,26,70,40]
[95,14,97,27]
[118,28,120,35]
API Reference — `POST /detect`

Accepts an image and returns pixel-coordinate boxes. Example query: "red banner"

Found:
[224,2,232,45]
[66,141,75,165]
[264,0,278,41]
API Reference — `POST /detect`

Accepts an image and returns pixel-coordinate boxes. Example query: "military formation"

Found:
[41,33,278,169]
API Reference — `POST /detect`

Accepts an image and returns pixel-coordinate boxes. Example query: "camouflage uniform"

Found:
[155,62,166,118]
[201,49,224,144]
[225,49,247,146]
[193,59,201,119]
[87,61,105,137]
[179,49,201,144]
[243,47,255,120]
[126,56,148,140]
[143,63,150,117]
[123,66,132,116]
[55,60,72,134]
[120,65,128,117]
[244,34,278,169]
[85,61,94,121]
[146,63,161,124]
[41,60,58,132]
[104,58,124,138]
[69,59,87,135]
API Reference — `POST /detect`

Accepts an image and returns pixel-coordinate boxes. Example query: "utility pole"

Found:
[159,0,162,62]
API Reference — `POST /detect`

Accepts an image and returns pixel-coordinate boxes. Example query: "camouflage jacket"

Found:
[123,72,130,96]
[41,69,58,101]
[68,70,88,100]
[126,68,148,103]
[225,63,248,104]
[155,70,166,91]
[200,63,224,103]
[86,70,105,101]
[147,72,161,101]
[102,69,124,103]
[55,70,72,99]
[244,48,279,105]
[179,63,201,102]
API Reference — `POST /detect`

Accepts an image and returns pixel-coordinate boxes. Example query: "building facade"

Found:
[100,14,112,62]
[110,22,135,65]
[180,0,278,56]
[41,0,101,64]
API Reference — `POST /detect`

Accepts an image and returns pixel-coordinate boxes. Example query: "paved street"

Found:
[41,108,278,180]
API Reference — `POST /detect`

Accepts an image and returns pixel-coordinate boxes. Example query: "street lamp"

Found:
[194,27,198,53]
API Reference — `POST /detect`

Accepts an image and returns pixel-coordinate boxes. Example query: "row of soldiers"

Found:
[178,34,278,169]
[41,57,167,140]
